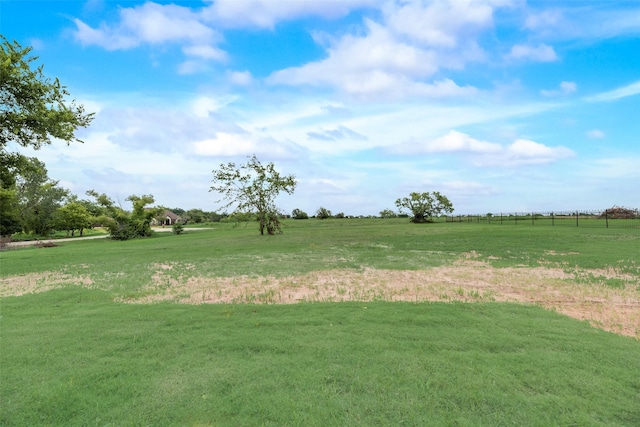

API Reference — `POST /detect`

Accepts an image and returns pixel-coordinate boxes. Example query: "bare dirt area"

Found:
[0,272,94,297]
[127,260,640,338]
[2,261,638,338]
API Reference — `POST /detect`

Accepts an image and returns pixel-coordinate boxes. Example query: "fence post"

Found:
[532,212,534,226]
[551,212,554,227]
[605,210,609,228]
[576,211,579,227]
[515,213,518,226]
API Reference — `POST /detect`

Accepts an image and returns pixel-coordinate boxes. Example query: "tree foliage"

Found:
[395,191,454,223]
[1,37,93,151]
[379,208,397,219]
[15,158,69,235]
[0,38,93,236]
[87,191,161,240]
[54,201,91,236]
[291,208,308,219]
[210,155,296,235]
[316,206,332,219]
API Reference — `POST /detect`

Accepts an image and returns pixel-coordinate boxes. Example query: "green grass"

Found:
[8,227,108,242]
[3,219,639,276]
[1,219,639,425]
[2,289,639,426]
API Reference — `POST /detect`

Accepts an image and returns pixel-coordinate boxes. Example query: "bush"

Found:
[172,223,184,235]
[316,207,332,219]
[292,208,308,220]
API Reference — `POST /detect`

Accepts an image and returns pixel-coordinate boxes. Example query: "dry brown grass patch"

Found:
[0,272,94,297]
[119,260,640,338]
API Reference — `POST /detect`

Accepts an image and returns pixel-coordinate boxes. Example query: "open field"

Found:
[1,219,639,425]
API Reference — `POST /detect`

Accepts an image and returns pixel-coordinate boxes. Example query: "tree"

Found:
[395,191,454,223]
[54,201,91,236]
[291,208,308,219]
[88,191,161,240]
[1,37,93,152]
[15,158,69,235]
[184,208,207,224]
[316,206,332,219]
[379,208,397,219]
[210,155,296,235]
[1,37,93,236]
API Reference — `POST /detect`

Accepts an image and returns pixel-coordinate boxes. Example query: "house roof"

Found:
[163,210,179,220]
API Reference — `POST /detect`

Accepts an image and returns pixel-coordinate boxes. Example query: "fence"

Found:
[446,209,640,229]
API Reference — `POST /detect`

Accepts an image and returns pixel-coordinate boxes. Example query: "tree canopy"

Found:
[1,37,93,151]
[1,37,93,236]
[87,191,162,240]
[210,155,296,235]
[395,191,454,223]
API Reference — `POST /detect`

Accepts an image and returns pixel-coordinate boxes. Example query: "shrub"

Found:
[172,223,184,235]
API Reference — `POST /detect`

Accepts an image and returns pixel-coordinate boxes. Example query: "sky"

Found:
[2,0,639,216]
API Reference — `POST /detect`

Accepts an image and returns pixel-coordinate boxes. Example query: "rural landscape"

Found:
[3,1,640,425]
[2,218,640,425]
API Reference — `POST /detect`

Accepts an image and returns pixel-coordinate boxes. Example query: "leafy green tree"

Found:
[54,201,91,236]
[395,191,454,223]
[1,37,93,236]
[1,37,93,152]
[291,208,308,219]
[185,208,207,224]
[15,158,69,235]
[87,191,161,240]
[316,206,332,219]
[0,184,20,236]
[379,208,397,219]
[210,155,296,235]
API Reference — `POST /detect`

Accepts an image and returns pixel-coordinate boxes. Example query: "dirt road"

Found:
[4,228,208,248]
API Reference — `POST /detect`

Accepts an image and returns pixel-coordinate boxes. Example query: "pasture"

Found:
[1,219,639,425]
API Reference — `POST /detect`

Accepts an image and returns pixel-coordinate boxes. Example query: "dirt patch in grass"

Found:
[2,262,637,338]
[0,272,94,297]
[121,260,640,338]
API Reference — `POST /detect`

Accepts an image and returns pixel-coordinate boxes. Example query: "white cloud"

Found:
[585,80,640,102]
[560,81,577,94]
[504,139,574,165]
[202,0,373,29]
[192,133,258,156]
[268,20,481,99]
[73,2,225,72]
[190,96,234,118]
[388,131,574,168]
[507,43,558,62]
[413,130,501,154]
[523,5,640,41]
[177,60,211,75]
[385,0,500,48]
[541,81,577,96]
[525,9,564,31]
[586,129,605,139]
[227,70,253,86]
[182,45,227,61]
[191,132,302,159]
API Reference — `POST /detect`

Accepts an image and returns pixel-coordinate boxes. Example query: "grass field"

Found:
[1,219,639,425]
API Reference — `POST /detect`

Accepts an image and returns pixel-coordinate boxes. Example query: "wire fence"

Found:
[446,208,640,229]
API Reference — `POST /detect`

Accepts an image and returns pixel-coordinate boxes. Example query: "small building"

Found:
[158,210,180,226]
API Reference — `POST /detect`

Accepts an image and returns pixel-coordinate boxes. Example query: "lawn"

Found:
[1,219,639,425]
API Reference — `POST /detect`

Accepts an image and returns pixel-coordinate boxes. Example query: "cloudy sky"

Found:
[4,0,639,215]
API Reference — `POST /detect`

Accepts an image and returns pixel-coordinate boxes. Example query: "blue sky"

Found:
[3,0,639,215]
